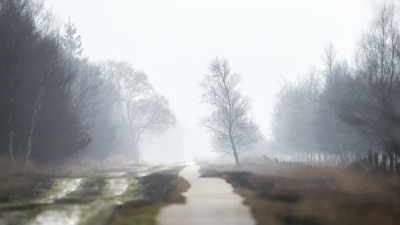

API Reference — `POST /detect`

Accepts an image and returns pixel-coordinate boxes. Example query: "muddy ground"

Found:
[0,163,189,225]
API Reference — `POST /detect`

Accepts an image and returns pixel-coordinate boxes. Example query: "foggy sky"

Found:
[45,0,378,161]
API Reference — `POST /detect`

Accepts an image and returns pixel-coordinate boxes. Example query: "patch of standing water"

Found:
[108,178,129,196]
[28,205,83,225]
[49,179,83,200]
[106,172,126,177]
[137,172,148,177]
[27,203,106,225]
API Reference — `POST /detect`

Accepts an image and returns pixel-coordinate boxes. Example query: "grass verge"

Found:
[200,163,400,225]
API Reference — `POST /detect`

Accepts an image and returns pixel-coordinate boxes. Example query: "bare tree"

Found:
[101,61,176,163]
[200,58,262,165]
[333,4,400,161]
[271,69,323,164]
[24,35,60,166]
[128,94,176,160]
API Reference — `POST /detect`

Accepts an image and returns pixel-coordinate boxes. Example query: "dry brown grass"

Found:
[60,154,131,175]
[0,157,55,202]
[0,154,132,178]
[201,163,400,225]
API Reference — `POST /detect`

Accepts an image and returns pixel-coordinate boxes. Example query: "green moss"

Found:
[110,202,165,225]
[56,177,107,204]
[101,177,136,201]
[109,169,189,225]
[0,163,189,225]
[0,204,44,224]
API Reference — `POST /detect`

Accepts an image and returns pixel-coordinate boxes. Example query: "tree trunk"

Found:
[233,151,240,165]
[135,145,140,164]
[132,133,141,164]
[24,43,59,166]
[8,71,16,170]
[389,153,394,173]
[368,150,373,164]
[25,83,45,167]
[229,132,240,165]
[8,106,15,170]
[130,143,139,164]
[382,154,387,171]
[7,39,26,171]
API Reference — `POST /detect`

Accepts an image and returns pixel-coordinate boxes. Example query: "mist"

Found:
[38,0,379,162]
[2,1,400,224]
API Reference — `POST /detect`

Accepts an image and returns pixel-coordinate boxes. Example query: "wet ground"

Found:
[157,164,256,225]
[0,163,183,225]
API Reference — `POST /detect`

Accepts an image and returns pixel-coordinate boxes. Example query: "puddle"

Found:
[49,179,83,200]
[28,205,83,225]
[108,178,129,196]
[112,172,126,177]
[0,164,187,224]
[137,172,148,177]
[104,172,126,178]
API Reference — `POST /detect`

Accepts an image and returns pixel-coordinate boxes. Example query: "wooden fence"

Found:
[262,155,305,168]
[262,152,400,174]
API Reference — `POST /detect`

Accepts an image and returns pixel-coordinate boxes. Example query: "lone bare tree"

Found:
[102,61,176,163]
[200,58,263,165]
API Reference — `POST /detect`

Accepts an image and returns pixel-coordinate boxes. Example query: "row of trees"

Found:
[0,0,175,166]
[270,4,400,165]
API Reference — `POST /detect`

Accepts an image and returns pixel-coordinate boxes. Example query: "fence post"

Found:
[389,154,394,173]
[374,152,379,168]
[382,154,387,171]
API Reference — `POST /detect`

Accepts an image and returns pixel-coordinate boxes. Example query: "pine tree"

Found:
[61,17,83,56]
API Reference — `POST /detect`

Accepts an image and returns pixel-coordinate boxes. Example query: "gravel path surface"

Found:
[157,163,255,225]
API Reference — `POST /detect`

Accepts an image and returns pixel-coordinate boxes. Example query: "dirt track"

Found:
[157,163,255,225]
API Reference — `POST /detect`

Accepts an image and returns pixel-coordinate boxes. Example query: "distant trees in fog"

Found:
[101,61,176,163]
[270,4,400,165]
[0,0,175,166]
[200,58,262,165]
[3,0,400,167]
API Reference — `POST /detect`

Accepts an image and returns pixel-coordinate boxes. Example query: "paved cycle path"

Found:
[156,163,255,225]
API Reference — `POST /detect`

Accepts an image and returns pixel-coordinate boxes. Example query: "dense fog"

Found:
[2,1,400,225]
[1,0,399,167]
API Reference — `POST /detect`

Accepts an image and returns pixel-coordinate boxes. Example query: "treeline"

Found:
[270,4,400,165]
[0,0,175,167]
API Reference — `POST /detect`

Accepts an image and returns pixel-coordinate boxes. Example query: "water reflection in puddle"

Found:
[49,179,83,200]
[108,178,129,196]
[28,205,83,225]
[137,172,148,177]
